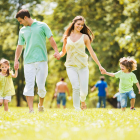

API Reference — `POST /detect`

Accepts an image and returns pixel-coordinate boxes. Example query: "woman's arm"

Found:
[84,35,106,74]
[60,37,67,57]
[12,70,18,78]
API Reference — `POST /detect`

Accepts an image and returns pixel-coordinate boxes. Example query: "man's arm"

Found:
[49,36,60,60]
[91,86,96,92]
[105,87,109,96]
[60,37,67,57]
[14,45,23,70]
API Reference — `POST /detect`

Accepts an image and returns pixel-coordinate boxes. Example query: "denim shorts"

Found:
[57,93,66,106]
[120,90,136,108]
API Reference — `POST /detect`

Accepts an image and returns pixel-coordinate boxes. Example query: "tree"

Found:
[48,0,140,107]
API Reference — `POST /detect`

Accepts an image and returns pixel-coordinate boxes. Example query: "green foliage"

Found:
[1,0,140,107]
[48,0,140,104]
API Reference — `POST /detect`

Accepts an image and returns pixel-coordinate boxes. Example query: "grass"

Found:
[0,107,140,140]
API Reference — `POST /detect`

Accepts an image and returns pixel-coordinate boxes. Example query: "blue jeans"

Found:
[97,96,106,108]
[117,101,121,108]
[57,93,66,106]
[120,90,136,108]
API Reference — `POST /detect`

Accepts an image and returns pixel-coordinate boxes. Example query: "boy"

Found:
[104,57,140,111]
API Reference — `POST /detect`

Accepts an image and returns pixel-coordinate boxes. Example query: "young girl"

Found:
[59,16,106,110]
[0,58,18,111]
[104,57,140,111]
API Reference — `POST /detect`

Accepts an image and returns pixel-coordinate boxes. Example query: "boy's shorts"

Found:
[0,96,11,102]
[120,90,136,108]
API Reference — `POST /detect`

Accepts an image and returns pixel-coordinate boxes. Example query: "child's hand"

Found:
[103,71,107,74]
[99,66,106,74]
[14,60,19,70]
[102,70,106,75]
[53,52,61,60]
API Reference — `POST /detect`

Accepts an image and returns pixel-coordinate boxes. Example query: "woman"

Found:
[60,16,106,110]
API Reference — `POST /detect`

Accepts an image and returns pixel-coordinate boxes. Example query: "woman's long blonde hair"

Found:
[63,16,94,42]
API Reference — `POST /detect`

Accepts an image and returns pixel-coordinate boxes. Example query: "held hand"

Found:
[14,60,19,70]
[53,52,61,60]
[113,96,115,98]
[99,66,106,74]
[91,88,94,92]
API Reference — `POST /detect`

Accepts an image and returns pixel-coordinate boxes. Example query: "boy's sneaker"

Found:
[38,104,44,112]
[130,107,136,110]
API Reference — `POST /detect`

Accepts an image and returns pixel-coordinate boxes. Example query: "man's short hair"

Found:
[61,78,64,81]
[16,9,30,19]
[100,76,105,81]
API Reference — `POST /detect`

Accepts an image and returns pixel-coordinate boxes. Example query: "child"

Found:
[104,57,140,111]
[0,58,18,111]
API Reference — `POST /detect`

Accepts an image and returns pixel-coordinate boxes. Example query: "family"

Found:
[0,9,140,112]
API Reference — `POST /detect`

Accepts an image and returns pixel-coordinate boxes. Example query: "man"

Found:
[91,76,108,108]
[54,78,70,108]
[14,9,60,113]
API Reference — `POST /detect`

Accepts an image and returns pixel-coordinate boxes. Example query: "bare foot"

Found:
[81,102,87,110]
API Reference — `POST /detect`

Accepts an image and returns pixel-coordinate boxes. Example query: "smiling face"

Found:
[17,17,29,26]
[120,64,129,73]
[0,63,9,74]
[74,20,84,32]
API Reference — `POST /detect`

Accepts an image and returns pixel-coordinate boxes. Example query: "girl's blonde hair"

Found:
[119,57,137,72]
[0,58,10,76]
[63,16,94,42]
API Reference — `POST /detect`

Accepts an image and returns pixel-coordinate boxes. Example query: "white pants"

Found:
[66,66,89,110]
[23,61,48,98]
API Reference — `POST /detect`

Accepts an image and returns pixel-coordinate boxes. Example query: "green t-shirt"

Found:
[18,20,53,64]
[115,70,138,93]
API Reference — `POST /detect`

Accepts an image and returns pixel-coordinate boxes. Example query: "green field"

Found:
[0,108,140,140]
